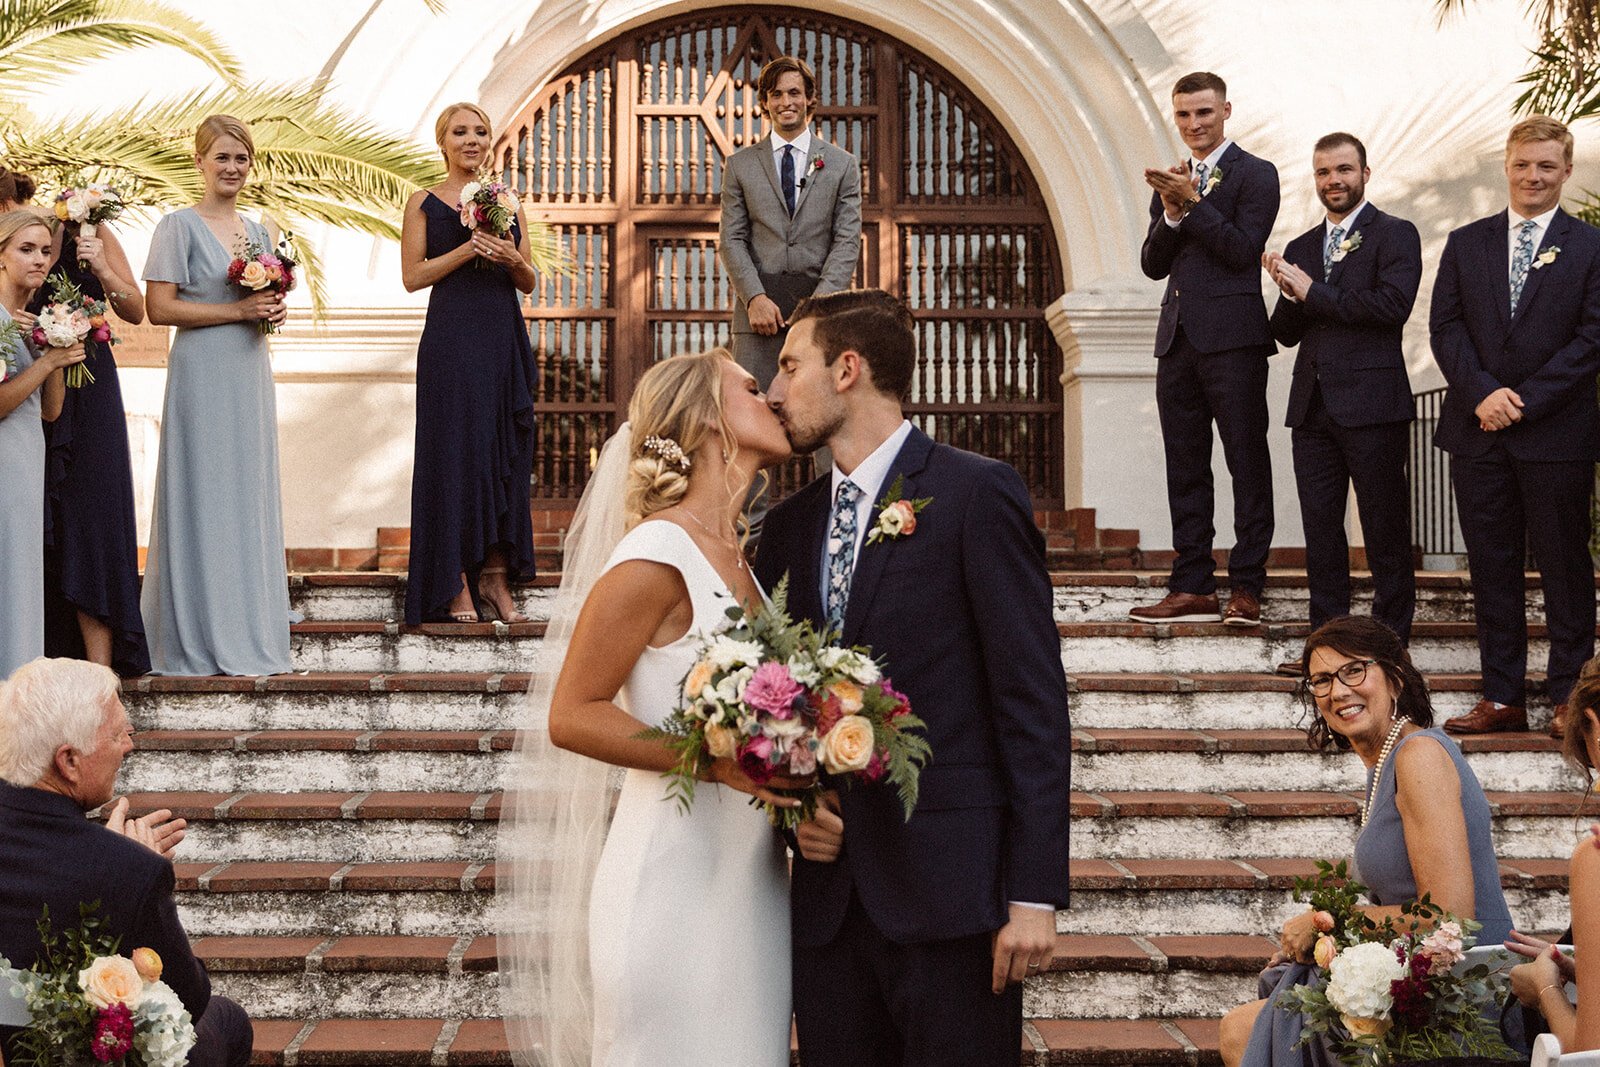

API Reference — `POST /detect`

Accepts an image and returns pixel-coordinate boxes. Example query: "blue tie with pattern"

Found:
[781,145,797,217]
[824,480,862,633]
[1510,218,1537,311]
[1324,225,1344,282]
[1194,162,1208,195]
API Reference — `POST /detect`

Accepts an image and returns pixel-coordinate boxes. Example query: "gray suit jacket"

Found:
[718,133,862,334]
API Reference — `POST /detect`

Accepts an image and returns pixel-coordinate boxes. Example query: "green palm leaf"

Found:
[0,0,241,96]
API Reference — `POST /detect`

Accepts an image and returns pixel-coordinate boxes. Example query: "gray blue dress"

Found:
[1241,727,1514,1066]
[0,306,43,678]
[139,208,292,676]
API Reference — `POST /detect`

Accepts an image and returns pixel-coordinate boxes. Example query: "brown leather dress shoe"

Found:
[1442,698,1528,735]
[1127,591,1221,623]
[1550,703,1570,740]
[1222,591,1261,627]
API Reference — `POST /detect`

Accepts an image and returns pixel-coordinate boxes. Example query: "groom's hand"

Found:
[795,791,843,863]
[991,904,1057,993]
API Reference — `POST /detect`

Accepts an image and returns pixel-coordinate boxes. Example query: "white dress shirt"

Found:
[1164,139,1234,228]
[822,419,1054,914]
[1508,204,1559,272]
[772,127,813,185]
[1325,200,1368,243]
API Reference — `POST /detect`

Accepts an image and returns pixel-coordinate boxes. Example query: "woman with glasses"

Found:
[1219,615,1514,1066]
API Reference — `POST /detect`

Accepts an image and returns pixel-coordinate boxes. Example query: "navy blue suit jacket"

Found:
[754,429,1071,946]
[0,781,213,1060]
[1141,142,1280,357]
[1430,207,1600,460]
[1270,203,1420,428]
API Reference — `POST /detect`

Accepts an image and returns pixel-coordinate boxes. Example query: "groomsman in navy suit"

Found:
[755,290,1070,1066]
[1264,133,1420,667]
[1430,116,1600,738]
[1132,71,1280,626]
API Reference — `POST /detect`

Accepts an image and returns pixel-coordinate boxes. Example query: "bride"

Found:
[497,347,811,1066]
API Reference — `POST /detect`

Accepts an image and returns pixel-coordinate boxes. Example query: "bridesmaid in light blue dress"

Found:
[141,115,293,676]
[0,209,85,677]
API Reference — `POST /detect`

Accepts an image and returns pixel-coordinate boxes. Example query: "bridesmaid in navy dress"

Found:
[25,198,151,676]
[400,102,538,624]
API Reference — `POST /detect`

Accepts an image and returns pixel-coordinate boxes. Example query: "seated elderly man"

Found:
[0,658,251,1067]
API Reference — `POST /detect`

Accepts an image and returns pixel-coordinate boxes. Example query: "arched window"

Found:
[495,6,1065,506]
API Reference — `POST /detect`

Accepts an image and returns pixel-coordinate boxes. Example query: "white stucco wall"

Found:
[28,0,1569,551]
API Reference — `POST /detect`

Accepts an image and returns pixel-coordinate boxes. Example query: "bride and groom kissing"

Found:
[498,288,1072,1066]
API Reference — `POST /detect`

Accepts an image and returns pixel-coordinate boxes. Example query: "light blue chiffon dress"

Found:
[0,306,44,677]
[139,208,293,676]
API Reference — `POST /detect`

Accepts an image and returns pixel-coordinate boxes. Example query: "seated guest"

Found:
[1219,616,1514,1066]
[0,658,251,1067]
[1506,657,1600,1050]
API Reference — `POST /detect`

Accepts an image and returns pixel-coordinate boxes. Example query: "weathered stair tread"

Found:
[1071,789,1600,817]
[122,791,502,820]
[124,672,534,694]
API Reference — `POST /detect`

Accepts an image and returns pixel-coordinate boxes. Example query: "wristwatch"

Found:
[1181,195,1201,215]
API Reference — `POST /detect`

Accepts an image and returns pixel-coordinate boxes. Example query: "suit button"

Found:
[1172,288,1181,297]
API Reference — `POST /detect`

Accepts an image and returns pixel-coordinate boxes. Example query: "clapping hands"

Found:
[1144,164,1192,220]
[1262,252,1313,302]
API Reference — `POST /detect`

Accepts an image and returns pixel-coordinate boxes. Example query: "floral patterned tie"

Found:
[1193,162,1208,195]
[1510,218,1537,311]
[825,480,862,633]
[1323,225,1344,282]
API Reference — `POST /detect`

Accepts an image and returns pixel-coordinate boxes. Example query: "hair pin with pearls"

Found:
[641,434,691,473]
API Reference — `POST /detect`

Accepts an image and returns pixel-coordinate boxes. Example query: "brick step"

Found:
[247,1016,1208,1066]
[197,932,1254,1022]
[1070,728,1575,793]
[125,730,514,793]
[1069,789,1600,860]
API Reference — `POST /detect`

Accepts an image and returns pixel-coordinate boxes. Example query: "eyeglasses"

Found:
[1306,659,1378,697]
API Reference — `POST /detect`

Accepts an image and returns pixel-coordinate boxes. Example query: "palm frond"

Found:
[1512,32,1600,118]
[420,0,447,14]
[0,0,241,96]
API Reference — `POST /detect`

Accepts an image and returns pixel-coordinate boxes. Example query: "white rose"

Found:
[43,320,79,347]
[819,714,875,773]
[1325,941,1403,1020]
[65,192,90,222]
[79,954,144,1009]
[763,714,810,741]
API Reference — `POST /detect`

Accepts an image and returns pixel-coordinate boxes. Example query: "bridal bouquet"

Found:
[640,577,932,829]
[457,179,518,269]
[1,903,196,1067]
[1275,861,1513,1065]
[226,233,297,334]
[33,272,113,388]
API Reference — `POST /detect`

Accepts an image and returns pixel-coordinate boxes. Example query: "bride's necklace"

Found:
[1359,718,1409,827]
[681,508,749,572]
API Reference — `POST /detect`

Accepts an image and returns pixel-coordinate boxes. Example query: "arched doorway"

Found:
[494,6,1065,507]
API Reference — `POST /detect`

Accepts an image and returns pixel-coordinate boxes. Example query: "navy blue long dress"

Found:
[404,193,537,624]
[31,229,150,676]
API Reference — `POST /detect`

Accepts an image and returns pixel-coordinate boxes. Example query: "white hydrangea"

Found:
[707,637,764,672]
[133,983,195,1067]
[1325,941,1403,1020]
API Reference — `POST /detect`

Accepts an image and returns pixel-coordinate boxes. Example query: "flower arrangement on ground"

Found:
[0,903,196,1067]
[32,272,113,387]
[1277,861,1514,1065]
[639,576,932,829]
[226,233,297,334]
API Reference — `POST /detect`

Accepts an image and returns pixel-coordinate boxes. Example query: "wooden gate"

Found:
[495,7,1065,506]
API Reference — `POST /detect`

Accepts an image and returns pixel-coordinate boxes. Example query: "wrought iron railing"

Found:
[1409,387,1458,556]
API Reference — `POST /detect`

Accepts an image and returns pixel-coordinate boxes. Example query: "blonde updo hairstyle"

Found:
[435,102,494,158]
[195,114,255,160]
[624,347,742,528]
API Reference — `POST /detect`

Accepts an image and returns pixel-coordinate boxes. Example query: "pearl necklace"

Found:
[1359,718,1409,827]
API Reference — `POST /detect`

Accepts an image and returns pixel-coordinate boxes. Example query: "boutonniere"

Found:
[866,475,932,545]
[1203,166,1223,195]
[799,154,824,190]
[1329,231,1362,264]
[1533,246,1561,269]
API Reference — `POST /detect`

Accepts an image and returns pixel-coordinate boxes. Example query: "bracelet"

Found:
[1540,982,1563,1000]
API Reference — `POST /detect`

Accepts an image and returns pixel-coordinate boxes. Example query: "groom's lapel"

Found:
[790,478,830,627]
[841,428,934,646]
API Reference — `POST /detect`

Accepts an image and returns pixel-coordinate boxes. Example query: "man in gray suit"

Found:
[719,55,863,393]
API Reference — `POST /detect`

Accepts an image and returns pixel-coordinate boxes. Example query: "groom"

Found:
[755,289,1071,1065]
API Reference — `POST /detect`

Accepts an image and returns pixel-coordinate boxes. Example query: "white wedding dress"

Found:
[585,519,792,1066]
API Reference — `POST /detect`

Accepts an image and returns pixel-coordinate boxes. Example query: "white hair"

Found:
[0,658,121,786]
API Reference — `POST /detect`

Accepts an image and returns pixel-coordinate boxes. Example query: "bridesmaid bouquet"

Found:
[53,184,126,268]
[226,234,298,335]
[33,272,113,388]
[457,179,518,268]
[0,318,21,382]
[1275,861,1513,1065]
[2,903,197,1067]
[639,577,932,829]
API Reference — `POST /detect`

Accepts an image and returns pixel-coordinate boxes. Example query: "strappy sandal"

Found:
[478,568,531,623]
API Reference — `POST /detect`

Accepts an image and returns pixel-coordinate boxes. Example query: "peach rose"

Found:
[239,260,269,289]
[1313,935,1337,969]
[683,660,714,701]
[704,722,737,760]
[826,680,864,715]
[1312,910,1335,933]
[1341,1015,1391,1039]
[132,947,163,983]
[819,714,875,774]
[79,955,144,1009]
